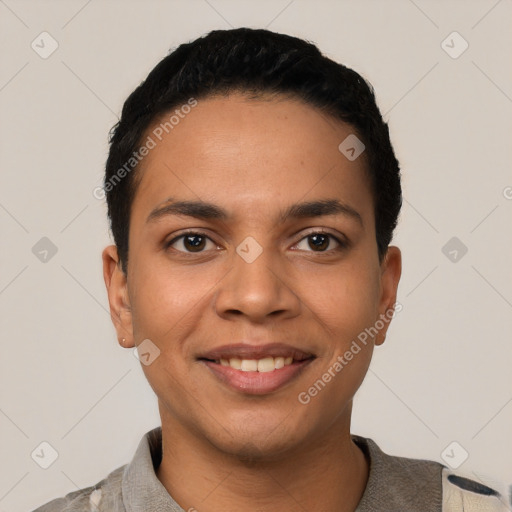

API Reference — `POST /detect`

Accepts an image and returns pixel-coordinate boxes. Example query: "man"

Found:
[34,28,508,512]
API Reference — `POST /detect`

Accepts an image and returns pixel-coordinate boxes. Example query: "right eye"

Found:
[165,231,219,253]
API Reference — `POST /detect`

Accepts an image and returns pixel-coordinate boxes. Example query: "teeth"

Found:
[240,359,258,372]
[274,357,285,369]
[257,357,275,373]
[219,356,295,372]
[229,357,242,370]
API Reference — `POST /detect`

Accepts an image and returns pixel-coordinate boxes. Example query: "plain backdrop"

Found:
[0,1,511,510]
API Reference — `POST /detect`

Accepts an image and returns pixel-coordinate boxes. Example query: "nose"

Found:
[213,240,302,323]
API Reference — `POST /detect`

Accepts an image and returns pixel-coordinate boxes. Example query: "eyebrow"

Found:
[146,197,363,226]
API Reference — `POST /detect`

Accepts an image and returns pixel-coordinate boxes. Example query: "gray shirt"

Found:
[32,426,507,511]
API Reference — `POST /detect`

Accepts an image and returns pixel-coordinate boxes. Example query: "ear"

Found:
[374,245,402,346]
[102,245,134,348]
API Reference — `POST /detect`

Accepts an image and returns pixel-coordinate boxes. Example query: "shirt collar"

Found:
[121,427,442,511]
[122,426,184,511]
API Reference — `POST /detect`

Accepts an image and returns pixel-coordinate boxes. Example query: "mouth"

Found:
[198,343,316,395]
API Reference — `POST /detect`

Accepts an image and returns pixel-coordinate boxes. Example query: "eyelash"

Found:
[164,229,348,255]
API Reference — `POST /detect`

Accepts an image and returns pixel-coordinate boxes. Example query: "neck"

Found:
[155,404,369,512]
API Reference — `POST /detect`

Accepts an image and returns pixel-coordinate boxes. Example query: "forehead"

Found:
[131,93,373,225]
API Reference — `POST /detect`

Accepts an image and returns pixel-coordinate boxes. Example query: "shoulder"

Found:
[352,435,510,512]
[31,465,126,512]
[442,468,510,512]
[353,435,445,511]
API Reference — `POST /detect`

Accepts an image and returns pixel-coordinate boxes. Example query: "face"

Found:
[103,92,401,459]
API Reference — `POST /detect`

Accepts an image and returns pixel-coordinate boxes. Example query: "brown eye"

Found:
[308,233,330,251]
[166,232,215,253]
[182,234,206,252]
[294,231,345,253]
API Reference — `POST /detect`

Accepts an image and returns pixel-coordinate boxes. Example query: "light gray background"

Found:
[1,1,511,510]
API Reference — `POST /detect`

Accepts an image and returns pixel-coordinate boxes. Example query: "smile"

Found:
[198,343,316,394]
[218,356,294,372]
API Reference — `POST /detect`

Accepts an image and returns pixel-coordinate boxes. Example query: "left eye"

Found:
[294,232,343,252]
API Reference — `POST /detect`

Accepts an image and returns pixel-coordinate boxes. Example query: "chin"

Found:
[208,417,310,463]
[220,436,299,463]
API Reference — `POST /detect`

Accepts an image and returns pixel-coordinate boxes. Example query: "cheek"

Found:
[129,266,202,400]
[128,258,225,378]
[313,260,380,341]
[311,261,380,405]
[297,344,373,431]
[130,259,203,333]
[297,267,379,417]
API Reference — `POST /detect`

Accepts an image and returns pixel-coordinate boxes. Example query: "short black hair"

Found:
[104,27,401,274]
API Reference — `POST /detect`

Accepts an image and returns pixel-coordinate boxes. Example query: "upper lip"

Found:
[199,343,315,361]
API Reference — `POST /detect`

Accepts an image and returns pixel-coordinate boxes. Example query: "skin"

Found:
[103,92,401,512]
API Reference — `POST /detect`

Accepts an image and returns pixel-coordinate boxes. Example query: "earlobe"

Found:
[102,245,134,348]
[375,246,402,346]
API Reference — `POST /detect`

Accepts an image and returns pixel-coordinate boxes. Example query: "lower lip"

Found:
[202,359,314,395]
